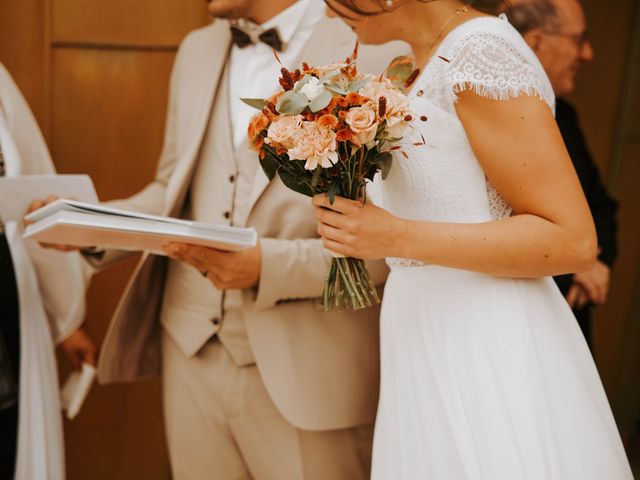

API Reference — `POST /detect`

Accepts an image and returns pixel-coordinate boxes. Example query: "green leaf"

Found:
[294,74,317,92]
[324,83,348,96]
[276,91,309,115]
[259,150,281,181]
[385,55,414,85]
[320,69,342,83]
[309,90,333,113]
[240,98,266,110]
[374,151,393,180]
[311,166,322,188]
[278,167,315,197]
[347,78,368,93]
[327,181,342,204]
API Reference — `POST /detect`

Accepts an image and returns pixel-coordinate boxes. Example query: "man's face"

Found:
[206,0,254,19]
[534,0,593,96]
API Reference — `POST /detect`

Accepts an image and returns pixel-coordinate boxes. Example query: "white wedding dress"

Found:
[372,15,633,479]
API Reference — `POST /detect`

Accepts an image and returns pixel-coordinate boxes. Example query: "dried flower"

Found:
[279,68,295,91]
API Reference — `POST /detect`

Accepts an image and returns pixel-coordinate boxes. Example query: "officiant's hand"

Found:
[60,326,97,369]
[313,194,400,260]
[25,196,82,251]
[163,242,262,290]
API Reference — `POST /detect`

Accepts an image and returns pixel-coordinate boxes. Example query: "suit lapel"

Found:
[165,21,232,216]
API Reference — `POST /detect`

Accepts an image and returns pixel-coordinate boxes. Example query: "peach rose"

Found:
[345,103,378,145]
[360,79,413,137]
[288,121,339,170]
[265,114,303,149]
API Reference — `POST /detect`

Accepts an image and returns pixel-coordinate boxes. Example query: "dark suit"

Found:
[553,99,619,348]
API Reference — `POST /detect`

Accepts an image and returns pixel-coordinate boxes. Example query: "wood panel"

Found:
[52,0,210,47]
[50,48,176,197]
[0,0,48,137]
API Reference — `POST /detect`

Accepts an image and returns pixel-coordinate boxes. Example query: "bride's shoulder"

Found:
[438,15,555,108]
[443,15,534,61]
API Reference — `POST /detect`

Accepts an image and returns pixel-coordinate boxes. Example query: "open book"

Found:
[23,199,257,254]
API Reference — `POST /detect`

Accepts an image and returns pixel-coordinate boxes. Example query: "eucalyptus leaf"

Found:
[294,75,316,92]
[324,83,348,96]
[240,97,267,110]
[309,90,333,113]
[276,91,309,115]
[347,78,368,93]
[374,152,393,180]
[320,69,342,83]
[385,55,414,85]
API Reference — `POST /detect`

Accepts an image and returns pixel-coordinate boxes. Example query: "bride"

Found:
[317,0,633,478]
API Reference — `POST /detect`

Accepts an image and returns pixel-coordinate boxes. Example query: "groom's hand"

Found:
[163,242,262,290]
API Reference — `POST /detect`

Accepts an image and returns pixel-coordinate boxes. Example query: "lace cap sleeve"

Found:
[445,19,555,110]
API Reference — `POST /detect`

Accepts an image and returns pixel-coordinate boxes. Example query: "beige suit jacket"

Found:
[95,17,407,431]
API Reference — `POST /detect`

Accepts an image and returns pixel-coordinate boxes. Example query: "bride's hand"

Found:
[312,194,403,260]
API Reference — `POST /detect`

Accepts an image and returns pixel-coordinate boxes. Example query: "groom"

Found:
[80,1,403,478]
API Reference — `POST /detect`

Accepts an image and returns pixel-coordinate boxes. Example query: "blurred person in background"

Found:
[504,0,619,349]
[0,62,96,480]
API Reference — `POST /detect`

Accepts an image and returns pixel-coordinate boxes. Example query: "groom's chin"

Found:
[206,0,250,19]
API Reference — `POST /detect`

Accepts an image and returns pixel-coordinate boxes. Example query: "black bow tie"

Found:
[230,25,284,52]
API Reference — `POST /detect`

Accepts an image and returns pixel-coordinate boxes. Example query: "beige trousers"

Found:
[162,331,374,480]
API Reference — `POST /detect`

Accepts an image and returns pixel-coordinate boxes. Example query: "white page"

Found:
[24,210,257,254]
[60,363,96,420]
[0,175,98,223]
[24,198,183,224]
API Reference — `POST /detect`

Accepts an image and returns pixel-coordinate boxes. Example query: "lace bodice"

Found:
[383,15,555,267]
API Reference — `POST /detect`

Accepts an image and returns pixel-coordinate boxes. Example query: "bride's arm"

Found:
[313,93,597,278]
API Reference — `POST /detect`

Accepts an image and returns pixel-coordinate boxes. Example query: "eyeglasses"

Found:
[542,29,590,49]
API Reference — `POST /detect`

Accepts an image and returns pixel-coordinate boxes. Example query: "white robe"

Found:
[0,63,90,480]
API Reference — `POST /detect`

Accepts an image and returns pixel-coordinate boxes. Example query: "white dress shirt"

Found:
[228,0,324,151]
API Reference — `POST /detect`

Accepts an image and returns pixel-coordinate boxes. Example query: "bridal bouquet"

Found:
[244,46,420,311]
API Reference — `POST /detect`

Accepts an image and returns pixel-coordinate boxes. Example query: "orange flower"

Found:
[318,114,339,130]
[248,113,269,151]
[346,92,361,105]
[338,110,349,119]
[337,97,349,108]
[248,113,269,138]
[336,128,353,142]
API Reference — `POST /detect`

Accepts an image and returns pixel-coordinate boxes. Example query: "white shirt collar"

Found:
[234,0,318,50]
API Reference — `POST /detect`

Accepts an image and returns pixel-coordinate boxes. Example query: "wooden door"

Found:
[0,1,210,478]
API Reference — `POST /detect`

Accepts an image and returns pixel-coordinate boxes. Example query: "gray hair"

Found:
[503,0,565,34]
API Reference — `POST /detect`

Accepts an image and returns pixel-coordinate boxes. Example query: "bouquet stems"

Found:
[323,257,380,311]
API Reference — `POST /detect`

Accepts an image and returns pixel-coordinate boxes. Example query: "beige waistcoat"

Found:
[161,68,255,366]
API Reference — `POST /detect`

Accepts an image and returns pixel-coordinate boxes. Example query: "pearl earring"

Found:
[386,0,393,6]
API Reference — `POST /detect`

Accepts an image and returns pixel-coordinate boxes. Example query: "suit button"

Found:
[212,317,221,326]
[229,175,235,183]
[223,211,230,219]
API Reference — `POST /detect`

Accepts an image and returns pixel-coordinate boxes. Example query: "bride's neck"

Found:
[392,0,479,68]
